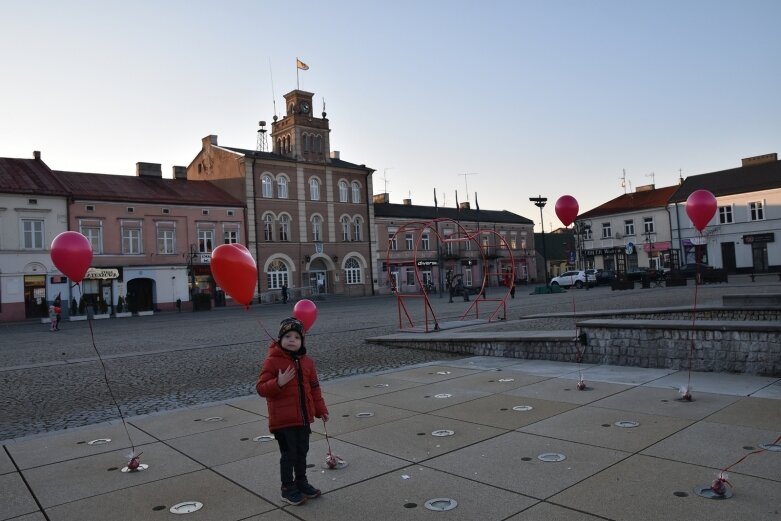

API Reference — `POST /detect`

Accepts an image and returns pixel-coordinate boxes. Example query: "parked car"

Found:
[625,267,649,281]
[594,269,616,285]
[550,270,588,289]
[584,269,598,286]
[676,263,712,278]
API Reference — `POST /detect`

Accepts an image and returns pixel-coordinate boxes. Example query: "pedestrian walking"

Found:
[510,284,516,299]
[256,317,329,506]
[281,284,288,304]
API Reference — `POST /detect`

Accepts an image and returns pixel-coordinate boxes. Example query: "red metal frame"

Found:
[385,218,514,332]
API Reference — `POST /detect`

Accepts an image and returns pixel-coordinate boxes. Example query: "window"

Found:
[279,215,290,241]
[224,230,239,244]
[624,220,634,236]
[261,175,273,197]
[749,201,764,221]
[351,181,361,203]
[21,219,44,249]
[339,181,348,202]
[127,207,135,213]
[345,257,362,284]
[643,217,655,234]
[353,216,363,241]
[227,209,234,217]
[405,233,413,250]
[162,208,170,214]
[202,209,209,215]
[122,227,142,254]
[421,232,430,250]
[85,205,95,212]
[341,216,350,241]
[510,232,517,249]
[158,229,175,254]
[388,230,397,251]
[264,214,274,241]
[277,177,288,199]
[267,260,289,289]
[719,206,733,224]
[312,215,322,241]
[198,229,214,253]
[444,229,454,255]
[602,223,612,238]
[81,226,103,254]
[310,178,320,200]
[406,270,415,286]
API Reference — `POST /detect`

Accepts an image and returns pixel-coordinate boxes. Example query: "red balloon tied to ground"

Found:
[210,244,258,306]
[50,231,93,283]
[685,189,717,232]
[555,195,579,227]
[293,299,318,332]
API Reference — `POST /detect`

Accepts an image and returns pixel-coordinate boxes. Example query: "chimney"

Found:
[330,150,340,160]
[136,162,162,178]
[202,135,218,148]
[635,184,655,192]
[459,202,471,210]
[741,153,777,167]
[172,166,187,179]
[33,150,41,160]
[403,198,411,205]
[372,193,389,204]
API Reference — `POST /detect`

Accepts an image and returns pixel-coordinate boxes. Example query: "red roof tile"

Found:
[579,186,679,219]
[53,170,245,207]
[0,157,70,196]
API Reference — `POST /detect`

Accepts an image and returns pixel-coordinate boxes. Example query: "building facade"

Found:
[0,153,69,321]
[373,195,536,294]
[186,89,376,302]
[668,153,781,273]
[576,184,679,273]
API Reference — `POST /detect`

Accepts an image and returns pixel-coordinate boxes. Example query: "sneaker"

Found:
[296,480,321,499]
[280,484,306,505]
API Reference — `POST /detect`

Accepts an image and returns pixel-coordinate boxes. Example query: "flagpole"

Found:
[296,57,300,90]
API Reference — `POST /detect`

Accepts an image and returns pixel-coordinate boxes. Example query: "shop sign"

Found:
[84,268,120,280]
[583,247,623,256]
[743,233,775,244]
[198,254,211,264]
[416,260,438,266]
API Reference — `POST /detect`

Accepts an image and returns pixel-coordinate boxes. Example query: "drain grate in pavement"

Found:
[538,452,566,462]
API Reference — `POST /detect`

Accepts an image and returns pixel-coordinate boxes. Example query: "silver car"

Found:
[550,270,588,289]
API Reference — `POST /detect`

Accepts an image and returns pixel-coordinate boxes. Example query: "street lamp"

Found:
[529,196,549,286]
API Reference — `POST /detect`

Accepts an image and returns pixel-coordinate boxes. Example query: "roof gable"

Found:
[579,186,678,219]
[0,157,70,196]
[669,160,781,202]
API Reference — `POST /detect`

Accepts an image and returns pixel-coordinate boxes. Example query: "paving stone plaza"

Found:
[1,276,779,520]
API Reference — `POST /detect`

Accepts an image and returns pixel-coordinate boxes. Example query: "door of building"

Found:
[24,275,47,318]
[752,243,769,272]
[720,242,736,273]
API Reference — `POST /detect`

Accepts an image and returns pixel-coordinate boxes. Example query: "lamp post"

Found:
[529,196,549,286]
[573,220,591,290]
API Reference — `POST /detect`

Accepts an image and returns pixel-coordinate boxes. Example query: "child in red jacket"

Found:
[257,317,329,505]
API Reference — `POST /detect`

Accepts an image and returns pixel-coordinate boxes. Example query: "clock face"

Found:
[300,101,310,113]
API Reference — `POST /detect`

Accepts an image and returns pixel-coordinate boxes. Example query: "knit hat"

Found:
[278,317,305,347]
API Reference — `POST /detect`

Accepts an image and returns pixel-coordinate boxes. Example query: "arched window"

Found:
[345,257,362,284]
[277,176,288,199]
[279,214,290,241]
[261,175,273,198]
[267,260,289,289]
[351,181,361,203]
[310,178,320,201]
[339,181,348,202]
[311,215,322,242]
[263,214,274,241]
[303,134,309,152]
[341,216,350,241]
[275,138,282,153]
[353,216,363,241]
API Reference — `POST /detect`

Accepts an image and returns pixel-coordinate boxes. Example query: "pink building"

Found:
[55,163,246,313]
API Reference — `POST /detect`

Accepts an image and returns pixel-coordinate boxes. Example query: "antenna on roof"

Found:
[645,171,655,185]
[620,169,627,194]
[678,168,684,184]
[381,168,392,195]
[269,58,278,121]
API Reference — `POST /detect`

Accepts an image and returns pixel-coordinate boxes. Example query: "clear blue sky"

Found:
[3,0,780,230]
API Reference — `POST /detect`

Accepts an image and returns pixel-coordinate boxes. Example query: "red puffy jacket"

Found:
[256,342,328,432]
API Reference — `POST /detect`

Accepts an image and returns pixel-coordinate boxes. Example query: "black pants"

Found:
[274,426,311,485]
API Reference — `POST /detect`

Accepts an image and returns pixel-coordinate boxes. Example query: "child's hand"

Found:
[277,366,295,387]
[321,413,329,422]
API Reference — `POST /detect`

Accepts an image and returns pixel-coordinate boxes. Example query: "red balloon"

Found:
[685,189,717,232]
[292,299,318,332]
[555,195,579,227]
[210,244,257,306]
[50,231,93,283]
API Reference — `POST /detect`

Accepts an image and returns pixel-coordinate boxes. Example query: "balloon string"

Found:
[323,419,333,456]
[721,433,781,474]
[86,315,136,455]
[572,290,583,363]
[686,237,702,391]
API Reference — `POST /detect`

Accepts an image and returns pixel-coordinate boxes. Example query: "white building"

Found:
[668,153,781,273]
[0,153,70,321]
